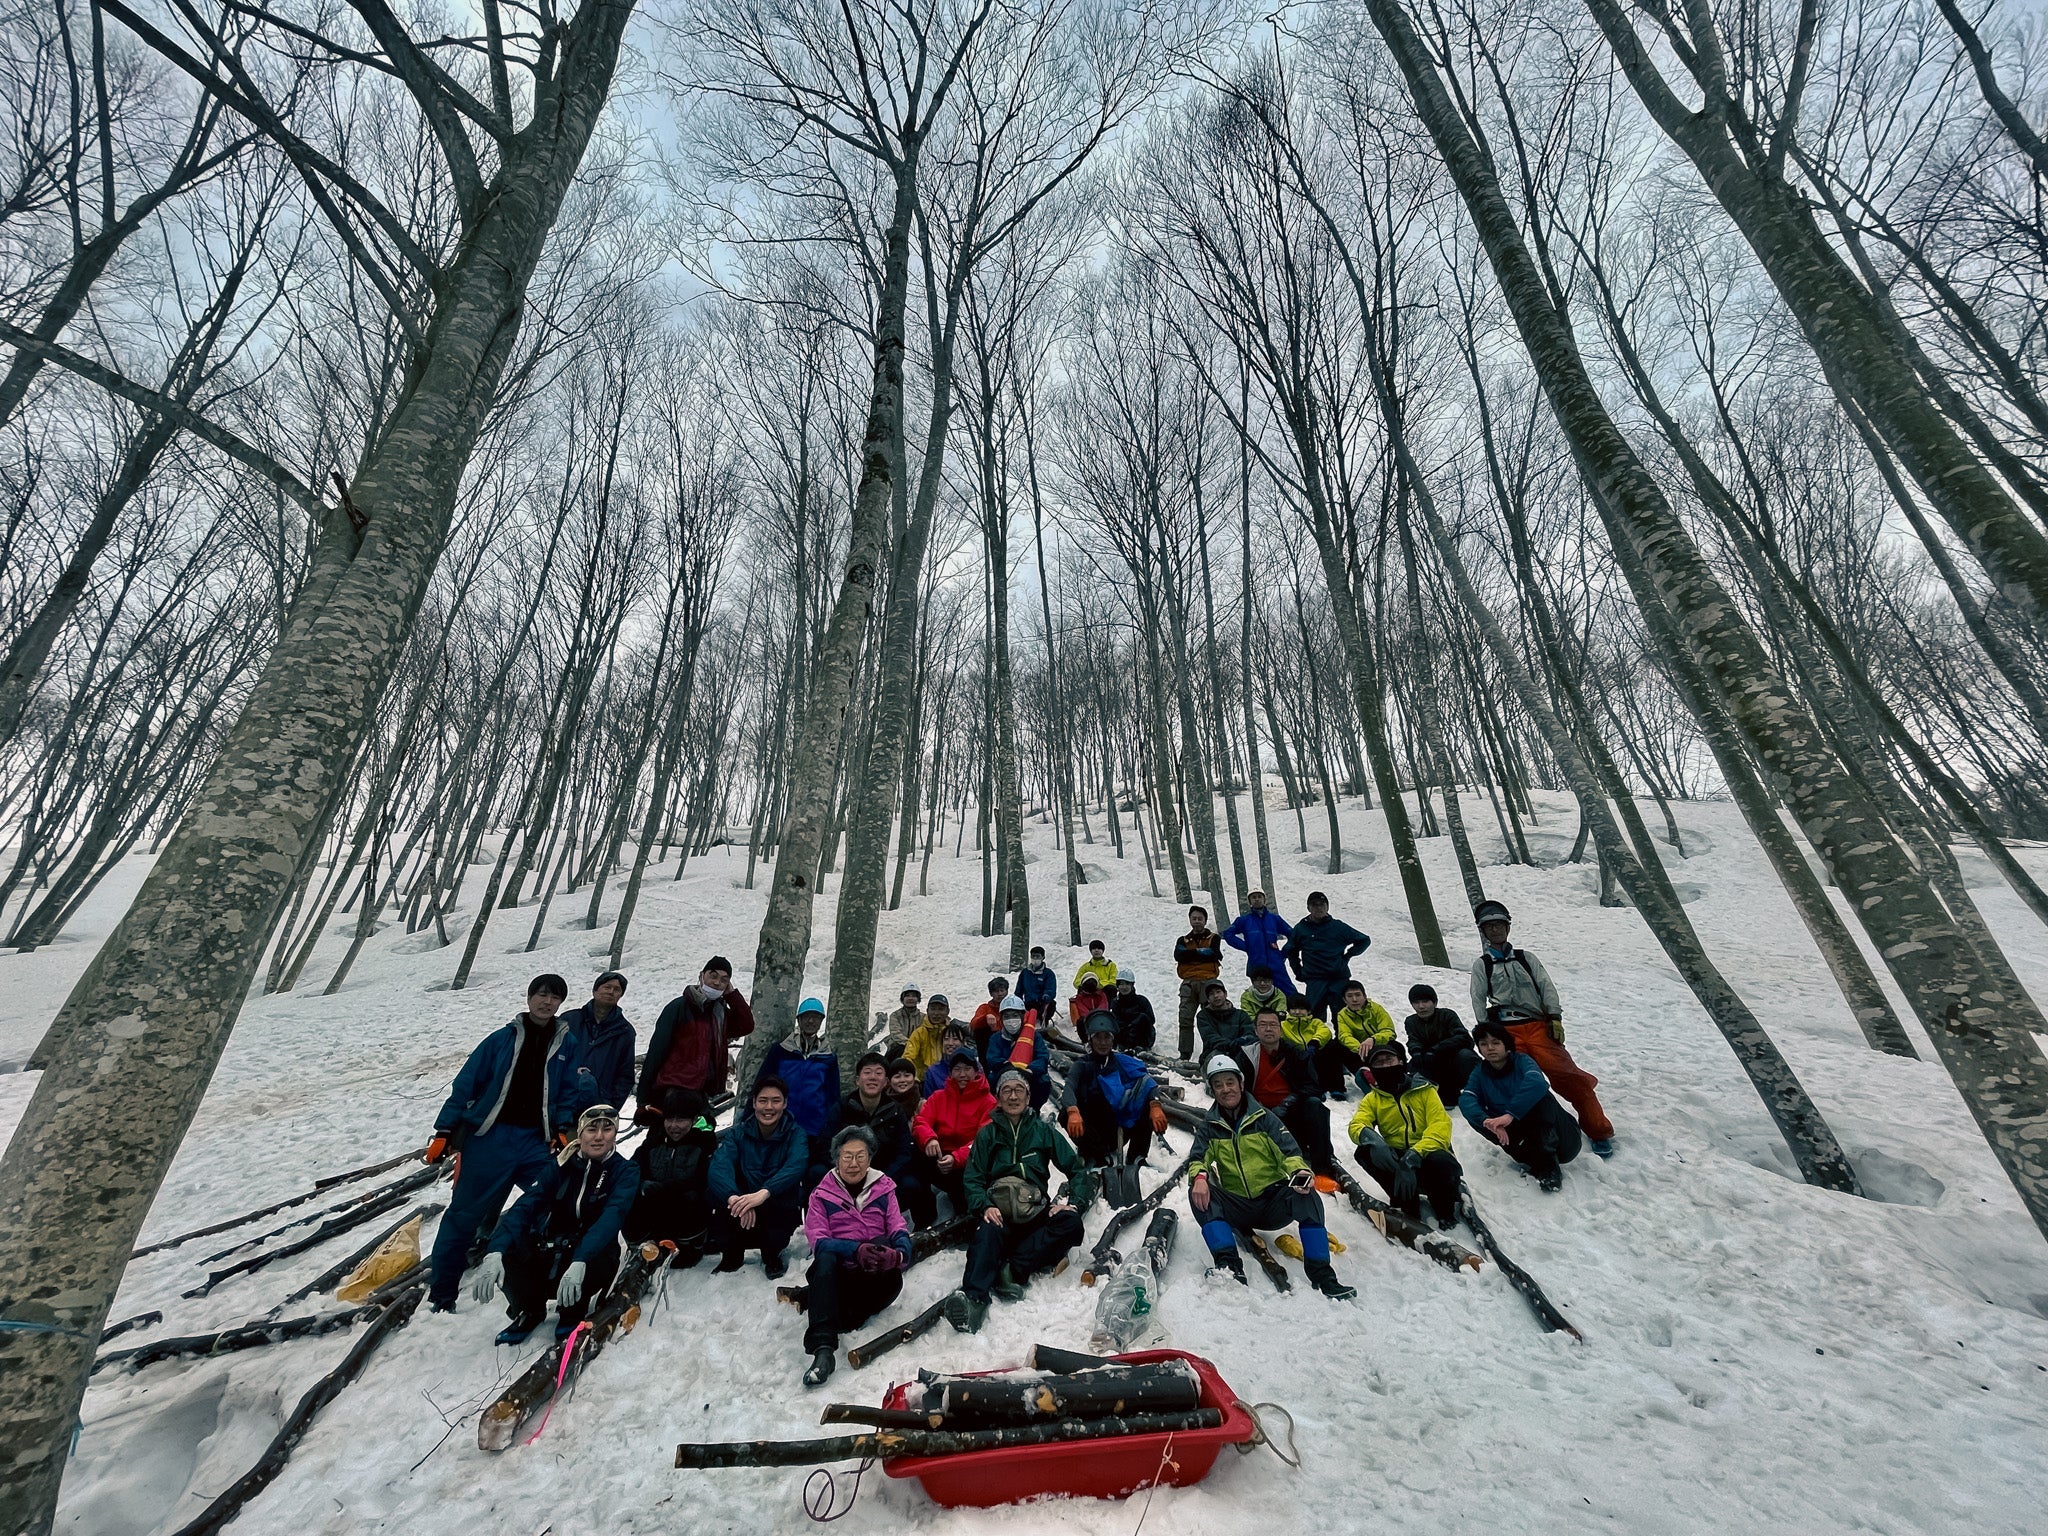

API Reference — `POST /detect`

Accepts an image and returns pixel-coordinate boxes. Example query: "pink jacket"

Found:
[804,1170,910,1262]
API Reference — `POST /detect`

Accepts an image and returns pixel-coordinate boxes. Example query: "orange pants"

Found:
[1504,1021,1614,1142]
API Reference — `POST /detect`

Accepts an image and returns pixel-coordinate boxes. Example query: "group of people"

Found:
[422,892,1616,1382]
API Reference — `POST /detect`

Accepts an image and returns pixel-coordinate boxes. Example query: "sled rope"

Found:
[1230,1400,1300,1467]
[801,1456,876,1521]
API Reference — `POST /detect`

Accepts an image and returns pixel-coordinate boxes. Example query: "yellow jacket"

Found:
[904,1018,947,1075]
[1335,1001,1395,1055]
[1073,957,1119,991]
[1239,986,1289,1022]
[1347,1080,1453,1156]
[1281,1013,1332,1051]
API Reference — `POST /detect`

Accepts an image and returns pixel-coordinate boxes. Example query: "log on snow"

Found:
[202,1164,439,1263]
[165,1284,424,1536]
[1028,1343,1114,1374]
[845,1296,948,1370]
[920,1361,1202,1428]
[1332,1167,1481,1272]
[183,1176,434,1298]
[674,1408,1226,1468]
[909,1212,977,1262]
[1082,1153,1192,1284]
[93,1302,389,1376]
[1458,1183,1581,1341]
[816,1404,934,1429]
[275,1202,441,1310]
[131,1151,424,1259]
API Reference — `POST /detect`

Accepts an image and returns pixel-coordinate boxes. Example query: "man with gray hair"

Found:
[792,1124,912,1386]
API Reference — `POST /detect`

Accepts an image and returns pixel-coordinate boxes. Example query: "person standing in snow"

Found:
[793,1125,913,1387]
[1188,1056,1355,1299]
[1231,1005,1338,1176]
[943,1069,1093,1334]
[1404,983,1477,1104]
[470,1102,638,1344]
[886,986,924,1048]
[1350,1042,1462,1228]
[1062,1012,1168,1165]
[1459,1021,1582,1190]
[562,970,634,1114]
[423,973,585,1312]
[1111,972,1157,1053]
[1469,900,1614,1157]
[1221,888,1295,999]
[627,1087,719,1261]
[635,957,755,1117]
[1072,938,1118,992]
[1172,906,1224,1059]
[707,1077,808,1277]
[1015,946,1058,1027]
[1282,891,1370,1022]
[912,1050,995,1218]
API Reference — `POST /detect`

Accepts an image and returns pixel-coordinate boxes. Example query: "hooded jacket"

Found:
[1239,984,1290,1023]
[436,1015,584,1142]
[1059,1049,1157,1129]
[632,1119,719,1196]
[1470,946,1562,1025]
[640,985,756,1100]
[490,1148,639,1266]
[983,1012,1049,1086]
[1459,1046,1555,1133]
[912,1071,997,1162]
[804,1170,912,1264]
[1281,1012,1334,1052]
[1283,912,1370,981]
[1336,1000,1398,1056]
[923,1044,981,1096]
[903,1016,951,1076]
[1348,1076,1454,1155]
[1072,956,1120,991]
[963,1110,1093,1213]
[1015,964,1058,1017]
[1190,1097,1306,1199]
[707,1111,808,1202]
[1196,1004,1254,1060]
[886,1003,923,1046]
[1221,908,1292,971]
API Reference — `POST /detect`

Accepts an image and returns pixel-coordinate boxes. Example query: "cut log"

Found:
[1028,1343,1114,1374]
[920,1360,1202,1428]
[845,1295,948,1369]
[93,1302,389,1376]
[1331,1166,1481,1272]
[910,1212,977,1262]
[1459,1182,1581,1340]
[164,1285,424,1536]
[1082,1153,1192,1285]
[130,1150,426,1260]
[817,1404,934,1428]
[673,1408,1226,1467]
[312,1148,425,1188]
[478,1241,672,1451]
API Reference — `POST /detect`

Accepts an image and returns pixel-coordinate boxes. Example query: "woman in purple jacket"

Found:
[793,1125,913,1386]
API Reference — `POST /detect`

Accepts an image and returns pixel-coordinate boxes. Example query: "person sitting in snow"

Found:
[1195,979,1254,1060]
[1350,1041,1462,1228]
[1188,1056,1354,1299]
[1238,964,1291,1027]
[471,1102,639,1344]
[1231,1005,1338,1176]
[792,1125,913,1388]
[1111,972,1157,1053]
[423,973,585,1313]
[1460,1020,1582,1191]
[883,1055,935,1227]
[969,975,1012,1054]
[1469,900,1613,1157]
[943,1069,1093,1334]
[627,1087,719,1261]
[1282,996,1351,1101]
[562,970,634,1115]
[921,1019,978,1094]
[901,993,954,1078]
[1068,972,1113,1032]
[886,986,924,1048]
[1334,978,1397,1089]
[982,994,1050,1109]
[1073,937,1119,992]
[1015,945,1059,1027]
[1061,1012,1169,1166]
[707,1076,808,1277]
[912,1050,995,1219]
[636,957,755,1114]
[1404,983,1477,1104]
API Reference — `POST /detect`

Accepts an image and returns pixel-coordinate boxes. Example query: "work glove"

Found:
[1549,1017,1565,1043]
[556,1260,587,1309]
[470,1251,504,1303]
[856,1241,906,1273]
[1287,1169,1315,1194]
[1390,1162,1419,1208]
[1149,1102,1169,1134]
[1065,1108,1084,1139]
[423,1131,452,1165]
[633,1104,662,1127]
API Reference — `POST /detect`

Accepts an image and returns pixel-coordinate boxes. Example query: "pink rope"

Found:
[523,1322,592,1446]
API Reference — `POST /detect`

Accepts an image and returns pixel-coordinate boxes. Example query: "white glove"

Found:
[470,1251,504,1303]
[555,1260,586,1310]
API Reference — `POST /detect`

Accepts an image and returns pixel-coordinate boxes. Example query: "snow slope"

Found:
[8,787,2047,1535]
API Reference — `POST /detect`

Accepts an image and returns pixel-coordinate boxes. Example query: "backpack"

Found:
[1479,948,1543,1020]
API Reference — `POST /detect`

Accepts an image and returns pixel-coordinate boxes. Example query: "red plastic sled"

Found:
[881,1348,1257,1507]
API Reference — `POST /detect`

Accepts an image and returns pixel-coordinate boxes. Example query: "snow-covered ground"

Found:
[7,786,2047,1535]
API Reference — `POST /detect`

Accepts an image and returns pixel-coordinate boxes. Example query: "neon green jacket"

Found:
[1282,1013,1332,1051]
[1347,1080,1453,1156]
[1191,1098,1307,1198]
[1073,957,1119,991]
[1335,1000,1396,1055]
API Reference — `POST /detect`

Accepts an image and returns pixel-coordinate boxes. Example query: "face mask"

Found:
[1004,1019,1022,1035]
[1373,1066,1408,1092]
[700,981,725,998]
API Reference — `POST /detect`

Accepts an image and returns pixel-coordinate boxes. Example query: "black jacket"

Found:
[1282,912,1370,981]
[632,1124,718,1195]
[836,1089,914,1179]
[1405,1008,1474,1058]
[1111,994,1157,1052]
[492,1150,639,1266]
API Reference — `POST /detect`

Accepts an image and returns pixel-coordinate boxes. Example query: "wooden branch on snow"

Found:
[674,1409,1226,1468]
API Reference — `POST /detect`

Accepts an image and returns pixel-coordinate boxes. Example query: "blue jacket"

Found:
[435,1016,584,1141]
[561,1002,635,1112]
[758,1043,839,1137]
[1459,1050,1554,1133]
[1222,909,1292,974]
[490,1149,639,1266]
[1015,964,1058,1017]
[708,1112,809,1202]
[983,1023,1050,1087]
[1059,1050,1156,1130]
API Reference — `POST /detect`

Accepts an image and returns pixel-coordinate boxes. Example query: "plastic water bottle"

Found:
[1090,1250,1166,1353]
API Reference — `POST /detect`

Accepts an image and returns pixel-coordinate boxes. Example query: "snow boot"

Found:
[1538,1170,1563,1193]
[943,1289,988,1335]
[776,1285,809,1311]
[1208,1247,1248,1284]
[1304,1261,1356,1301]
[495,1314,540,1345]
[803,1349,836,1388]
[763,1250,789,1280]
[1589,1138,1615,1159]
[993,1264,1028,1303]
[714,1249,746,1273]
[429,1299,456,1315]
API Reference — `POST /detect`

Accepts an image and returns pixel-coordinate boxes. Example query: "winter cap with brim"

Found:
[1471,1020,1514,1048]
[1366,1041,1406,1065]
[1117,970,1136,987]
[946,1050,981,1073]
[1203,1055,1244,1083]
[1473,900,1512,928]
[1085,1013,1118,1038]
[1202,980,1230,997]
[798,997,825,1017]
[928,994,950,1008]
[995,1068,1033,1093]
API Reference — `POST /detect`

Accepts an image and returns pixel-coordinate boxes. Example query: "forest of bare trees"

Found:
[4,0,2048,1527]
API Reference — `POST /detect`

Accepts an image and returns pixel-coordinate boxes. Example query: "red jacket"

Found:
[913,1074,996,1161]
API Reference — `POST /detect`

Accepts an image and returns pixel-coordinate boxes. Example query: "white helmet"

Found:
[1001,995,1027,1014]
[1203,1054,1243,1084]
[1117,968,1136,987]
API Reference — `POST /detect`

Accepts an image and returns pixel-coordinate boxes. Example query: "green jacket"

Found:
[1190,1098,1306,1199]
[964,1110,1094,1215]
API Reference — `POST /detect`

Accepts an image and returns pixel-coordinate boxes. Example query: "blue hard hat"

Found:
[798,996,825,1016]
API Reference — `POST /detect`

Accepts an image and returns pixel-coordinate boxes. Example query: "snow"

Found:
[8,789,2048,1534]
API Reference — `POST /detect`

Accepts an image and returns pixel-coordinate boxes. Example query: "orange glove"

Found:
[1065,1108,1084,1140]
[422,1133,451,1165]
[1149,1102,1168,1134]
